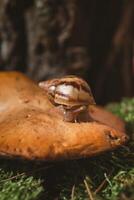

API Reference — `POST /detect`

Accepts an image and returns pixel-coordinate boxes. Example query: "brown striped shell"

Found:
[39,76,95,108]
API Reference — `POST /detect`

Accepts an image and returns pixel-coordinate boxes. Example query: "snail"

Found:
[39,76,95,122]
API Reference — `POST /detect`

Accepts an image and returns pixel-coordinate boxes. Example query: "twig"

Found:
[0,165,52,183]
[84,179,94,200]
[104,173,112,187]
[71,184,75,200]
[94,178,107,195]
[0,172,25,183]
[94,170,113,194]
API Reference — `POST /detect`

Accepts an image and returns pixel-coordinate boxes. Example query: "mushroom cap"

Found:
[39,75,95,107]
[0,72,128,160]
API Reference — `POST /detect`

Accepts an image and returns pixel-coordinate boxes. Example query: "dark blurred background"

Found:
[0,0,133,104]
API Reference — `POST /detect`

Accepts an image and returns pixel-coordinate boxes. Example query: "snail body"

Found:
[39,76,95,122]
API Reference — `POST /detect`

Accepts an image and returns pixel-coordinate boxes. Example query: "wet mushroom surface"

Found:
[0,71,128,160]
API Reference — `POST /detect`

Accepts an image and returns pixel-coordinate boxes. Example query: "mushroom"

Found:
[0,71,128,160]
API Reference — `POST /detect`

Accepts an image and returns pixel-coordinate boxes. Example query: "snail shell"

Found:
[39,76,95,108]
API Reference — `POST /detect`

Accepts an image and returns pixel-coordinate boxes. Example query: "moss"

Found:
[0,171,43,200]
[0,160,44,200]
[107,98,134,133]
[102,169,134,200]
[0,98,133,200]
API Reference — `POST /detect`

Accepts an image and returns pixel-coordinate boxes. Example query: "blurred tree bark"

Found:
[0,0,133,104]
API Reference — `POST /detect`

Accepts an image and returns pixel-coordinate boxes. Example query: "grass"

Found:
[0,98,134,200]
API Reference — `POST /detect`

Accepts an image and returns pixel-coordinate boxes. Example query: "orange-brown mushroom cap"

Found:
[0,72,128,160]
